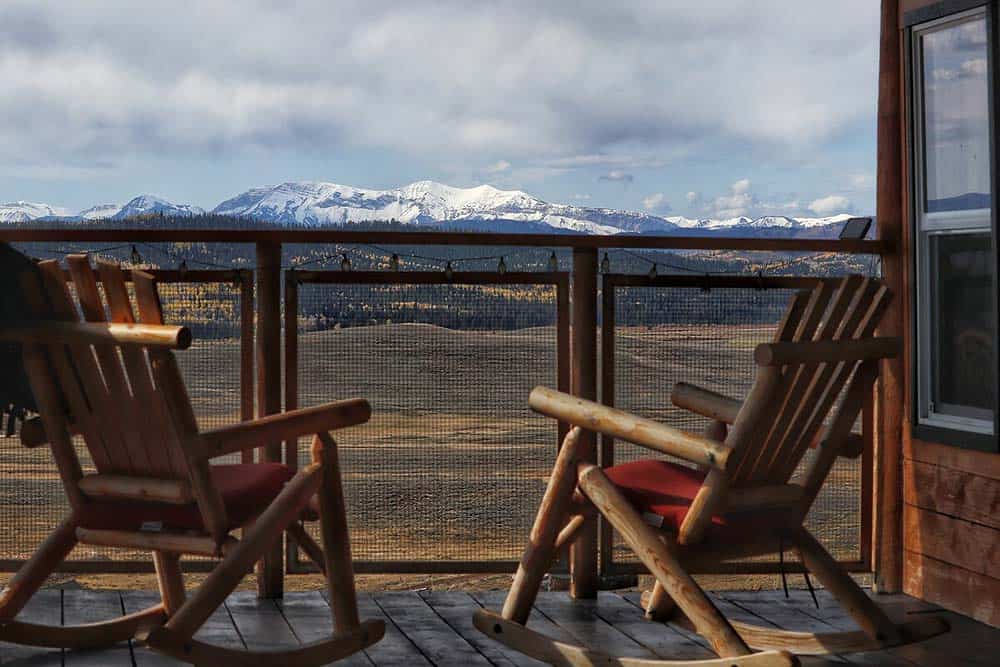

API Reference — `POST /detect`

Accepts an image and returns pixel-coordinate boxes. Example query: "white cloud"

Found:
[599,170,634,183]
[686,191,701,204]
[809,195,853,216]
[0,0,881,173]
[707,179,757,218]
[485,160,511,173]
[642,193,671,212]
[572,193,592,200]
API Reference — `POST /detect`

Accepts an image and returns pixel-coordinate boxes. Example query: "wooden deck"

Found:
[1,588,995,666]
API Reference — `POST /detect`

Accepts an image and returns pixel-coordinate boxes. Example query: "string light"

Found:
[340,253,351,271]
[498,256,507,275]
[130,245,142,265]
[547,251,558,272]
[390,253,400,271]
[444,260,454,281]
[648,263,657,279]
[178,259,188,279]
[600,252,611,273]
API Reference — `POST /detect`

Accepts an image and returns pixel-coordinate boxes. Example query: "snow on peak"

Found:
[0,201,71,223]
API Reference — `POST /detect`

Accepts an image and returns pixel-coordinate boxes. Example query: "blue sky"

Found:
[0,1,881,219]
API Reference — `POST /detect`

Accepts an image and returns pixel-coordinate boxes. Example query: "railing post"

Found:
[570,247,599,598]
[875,0,903,594]
[255,241,284,598]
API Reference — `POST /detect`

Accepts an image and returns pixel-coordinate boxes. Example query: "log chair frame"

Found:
[475,276,949,666]
[0,255,384,665]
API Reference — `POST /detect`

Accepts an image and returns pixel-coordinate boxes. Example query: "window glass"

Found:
[929,233,994,420]
[921,16,992,213]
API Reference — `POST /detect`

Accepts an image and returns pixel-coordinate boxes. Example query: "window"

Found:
[912,7,996,438]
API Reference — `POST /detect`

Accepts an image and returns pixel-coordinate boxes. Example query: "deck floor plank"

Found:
[593,591,716,661]
[61,589,131,667]
[225,590,299,651]
[421,590,543,667]
[277,591,373,667]
[471,591,580,646]
[120,591,185,667]
[531,590,658,659]
[344,593,432,666]
[0,589,62,667]
[372,592,491,667]
[1,589,995,666]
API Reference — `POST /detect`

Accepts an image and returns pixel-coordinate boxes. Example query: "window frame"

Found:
[908,2,999,450]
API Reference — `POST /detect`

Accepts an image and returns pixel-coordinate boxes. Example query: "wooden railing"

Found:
[0,229,889,598]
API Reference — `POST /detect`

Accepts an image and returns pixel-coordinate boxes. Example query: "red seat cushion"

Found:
[602,459,793,540]
[77,463,297,532]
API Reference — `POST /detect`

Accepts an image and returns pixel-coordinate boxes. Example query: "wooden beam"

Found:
[875,0,904,594]
[569,247,598,599]
[0,227,891,254]
[255,241,284,599]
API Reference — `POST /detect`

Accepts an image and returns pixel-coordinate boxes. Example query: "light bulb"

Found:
[548,251,558,272]
[130,245,142,265]
[178,260,188,278]
[340,254,351,271]
[390,253,400,271]
[444,260,454,280]
[497,257,507,275]
[648,263,657,279]
[600,252,610,273]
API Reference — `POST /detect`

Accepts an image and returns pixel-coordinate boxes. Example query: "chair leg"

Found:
[792,527,900,642]
[644,580,678,622]
[153,551,186,615]
[164,463,323,641]
[502,427,585,625]
[0,515,77,621]
[287,521,326,574]
[578,465,750,659]
[313,433,361,634]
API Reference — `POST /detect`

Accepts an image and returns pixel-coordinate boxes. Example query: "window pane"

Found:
[930,233,994,420]
[921,16,992,213]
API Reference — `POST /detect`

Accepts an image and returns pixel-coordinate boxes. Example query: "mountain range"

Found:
[0,181,860,237]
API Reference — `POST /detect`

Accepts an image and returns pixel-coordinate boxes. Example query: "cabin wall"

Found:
[889,0,1000,627]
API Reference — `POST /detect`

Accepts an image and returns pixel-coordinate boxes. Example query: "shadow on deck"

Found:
[1,588,994,666]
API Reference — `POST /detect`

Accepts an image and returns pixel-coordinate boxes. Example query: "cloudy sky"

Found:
[0,1,881,218]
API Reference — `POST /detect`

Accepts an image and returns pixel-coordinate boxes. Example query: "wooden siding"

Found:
[890,0,1000,627]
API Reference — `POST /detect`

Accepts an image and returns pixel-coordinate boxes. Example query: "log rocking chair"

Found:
[475,276,949,666]
[0,255,384,665]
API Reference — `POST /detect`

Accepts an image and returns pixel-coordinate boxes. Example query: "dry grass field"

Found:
[0,320,861,575]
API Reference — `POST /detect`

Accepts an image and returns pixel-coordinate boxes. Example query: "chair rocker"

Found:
[475,276,949,666]
[0,255,384,666]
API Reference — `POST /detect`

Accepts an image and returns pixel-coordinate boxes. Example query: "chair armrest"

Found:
[671,383,742,425]
[195,398,371,460]
[754,336,900,366]
[528,386,732,470]
[0,321,191,350]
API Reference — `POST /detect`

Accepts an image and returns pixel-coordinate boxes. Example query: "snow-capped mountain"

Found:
[212,180,675,235]
[2,181,861,237]
[85,195,205,220]
[0,201,71,223]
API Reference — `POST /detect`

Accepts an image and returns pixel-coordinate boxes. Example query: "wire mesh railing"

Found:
[0,234,882,582]
[284,270,569,572]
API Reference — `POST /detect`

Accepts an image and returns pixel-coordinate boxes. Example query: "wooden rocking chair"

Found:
[475,276,949,666]
[0,255,384,665]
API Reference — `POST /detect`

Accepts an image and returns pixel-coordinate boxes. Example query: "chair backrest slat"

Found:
[748,276,869,484]
[725,275,891,489]
[729,280,839,482]
[774,285,892,482]
[95,259,189,477]
[67,255,150,475]
[33,260,125,473]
